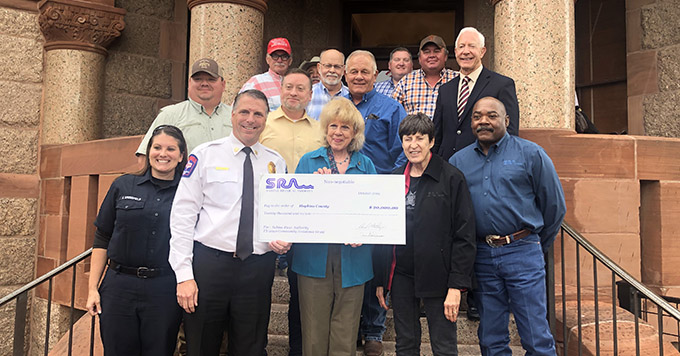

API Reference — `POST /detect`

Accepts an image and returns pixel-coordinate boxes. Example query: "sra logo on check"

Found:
[265,178,314,190]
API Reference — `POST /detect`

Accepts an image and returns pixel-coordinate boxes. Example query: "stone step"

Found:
[266,334,526,355]
[269,300,521,346]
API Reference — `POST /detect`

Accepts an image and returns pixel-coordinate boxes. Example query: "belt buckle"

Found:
[136,267,149,279]
[485,234,509,248]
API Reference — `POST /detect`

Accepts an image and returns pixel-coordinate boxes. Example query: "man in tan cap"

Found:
[299,55,321,85]
[240,37,293,112]
[393,35,458,118]
[136,58,232,158]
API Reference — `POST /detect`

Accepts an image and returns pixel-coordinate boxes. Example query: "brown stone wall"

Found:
[626,0,680,137]
[0,4,42,354]
[102,0,187,138]
[263,0,342,71]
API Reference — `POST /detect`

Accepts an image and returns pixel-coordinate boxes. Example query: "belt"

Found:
[484,229,531,247]
[108,260,168,279]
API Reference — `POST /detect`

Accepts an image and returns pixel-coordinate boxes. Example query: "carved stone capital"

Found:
[38,0,126,56]
[187,0,267,13]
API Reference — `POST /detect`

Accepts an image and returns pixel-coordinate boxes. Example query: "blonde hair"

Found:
[319,97,365,152]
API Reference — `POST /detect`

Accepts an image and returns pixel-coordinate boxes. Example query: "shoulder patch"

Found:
[183,154,198,177]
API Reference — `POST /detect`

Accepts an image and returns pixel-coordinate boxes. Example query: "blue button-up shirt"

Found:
[345,89,407,174]
[449,133,566,250]
[306,81,350,120]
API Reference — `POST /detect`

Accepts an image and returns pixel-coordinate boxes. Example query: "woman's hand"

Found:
[444,288,461,322]
[269,240,292,254]
[344,243,363,248]
[376,286,389,311]
[85,290,101,316]
[313,167,332,175]
[177,279,199,313]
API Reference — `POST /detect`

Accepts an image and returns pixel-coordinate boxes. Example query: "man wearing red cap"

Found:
[240,37,293,112]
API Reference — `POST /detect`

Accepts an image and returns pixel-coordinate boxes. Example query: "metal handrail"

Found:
[560,222,680,321]
[0,248,92,307]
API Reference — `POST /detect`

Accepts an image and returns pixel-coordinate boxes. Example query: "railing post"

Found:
[545,243,556,334]
[12,291,28,356]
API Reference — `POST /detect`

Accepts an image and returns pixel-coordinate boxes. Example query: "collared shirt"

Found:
[136,98,233,155]
[449,133,566,249]
[456,65,484,101]
[169,134,287,283]
[345,89,407,174]
[259,107,323,171]
[393,68,458,118]
[292,146,377,288]
[240,69,283,111]
[94,170,180,269]
[374,78,396,97]
[306,81,350,120]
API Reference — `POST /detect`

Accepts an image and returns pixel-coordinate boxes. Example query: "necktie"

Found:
[457,76,470,121]
[235,147,254,260]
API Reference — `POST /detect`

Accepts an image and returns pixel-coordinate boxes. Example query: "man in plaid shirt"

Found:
[374,47,413,97]
[393,35,458,118]
[240,38,293,112]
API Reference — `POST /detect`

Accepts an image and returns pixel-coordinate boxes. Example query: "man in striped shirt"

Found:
[240,38,293,111]
[393,35,458,118]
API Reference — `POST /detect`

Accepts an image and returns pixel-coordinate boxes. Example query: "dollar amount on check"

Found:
[258,174,405,244]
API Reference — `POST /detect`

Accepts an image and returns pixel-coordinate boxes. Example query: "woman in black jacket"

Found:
[375,113,476,356]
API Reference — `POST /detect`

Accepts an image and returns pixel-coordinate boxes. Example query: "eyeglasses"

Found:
[320,63,345,71]
[270,53,290,61]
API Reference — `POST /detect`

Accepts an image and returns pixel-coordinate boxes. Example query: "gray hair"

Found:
[455,27,485,48]
[346,50,377,73]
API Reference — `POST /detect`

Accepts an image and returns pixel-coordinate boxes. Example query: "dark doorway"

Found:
[342,1,464,70]
[575,0,627,134]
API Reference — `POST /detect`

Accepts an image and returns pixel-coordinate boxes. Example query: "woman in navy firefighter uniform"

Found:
[86,125,188,355]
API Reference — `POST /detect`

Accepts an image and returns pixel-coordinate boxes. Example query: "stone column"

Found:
[492,0,575,130]
[38,0,125,144]
[187,0,267,104]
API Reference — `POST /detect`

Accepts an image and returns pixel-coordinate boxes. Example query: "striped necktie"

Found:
[235,146,253,260]
[457,76,470,121]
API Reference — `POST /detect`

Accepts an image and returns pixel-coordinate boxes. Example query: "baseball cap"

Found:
[267,38,292,55]
[190,58,221,78]
[419,35,446,51]
[299,56,321,71]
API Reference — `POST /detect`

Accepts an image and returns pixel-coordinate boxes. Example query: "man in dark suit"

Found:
[433,27,519,161]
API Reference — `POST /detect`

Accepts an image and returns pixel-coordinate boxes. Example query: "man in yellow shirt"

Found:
[259,68,321,356]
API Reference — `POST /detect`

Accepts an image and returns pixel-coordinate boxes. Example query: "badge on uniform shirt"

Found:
[268,161,276,174]
[183,154,198,177]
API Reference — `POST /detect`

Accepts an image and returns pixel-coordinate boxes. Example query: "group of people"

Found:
[85,26,566,356]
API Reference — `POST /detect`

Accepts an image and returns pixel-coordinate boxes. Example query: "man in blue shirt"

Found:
[344,49,407,356]
[449,97,566,356]
[345,50,407,175]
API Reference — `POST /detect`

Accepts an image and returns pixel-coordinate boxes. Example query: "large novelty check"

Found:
[258,174,405,244]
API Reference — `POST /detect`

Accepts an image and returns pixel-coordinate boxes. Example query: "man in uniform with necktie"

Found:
[433,27,520,162]
[169,89,290,356]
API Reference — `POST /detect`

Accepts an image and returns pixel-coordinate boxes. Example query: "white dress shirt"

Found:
[169,134,287,283]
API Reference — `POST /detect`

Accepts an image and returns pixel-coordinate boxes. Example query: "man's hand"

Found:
[269,240,292,254]
[444,288,461,322]
[177,279,199,313]
[376,286,389,311]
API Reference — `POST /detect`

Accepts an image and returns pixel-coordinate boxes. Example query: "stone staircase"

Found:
[266,275,525,355]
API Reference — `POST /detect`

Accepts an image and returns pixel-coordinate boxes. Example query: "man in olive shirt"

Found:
[136,58,232,158]
[259,68,321,356]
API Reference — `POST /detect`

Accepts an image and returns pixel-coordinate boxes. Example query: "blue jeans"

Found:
[474,235,556,356]
[360,277,387,341]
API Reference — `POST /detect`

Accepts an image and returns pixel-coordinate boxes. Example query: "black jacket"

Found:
[374,154,477,297]
[433,67,520,161]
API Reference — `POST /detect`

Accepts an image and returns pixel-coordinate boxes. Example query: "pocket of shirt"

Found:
[204,168,239,198]
[498,164,533,199]
[115,199,145,210]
